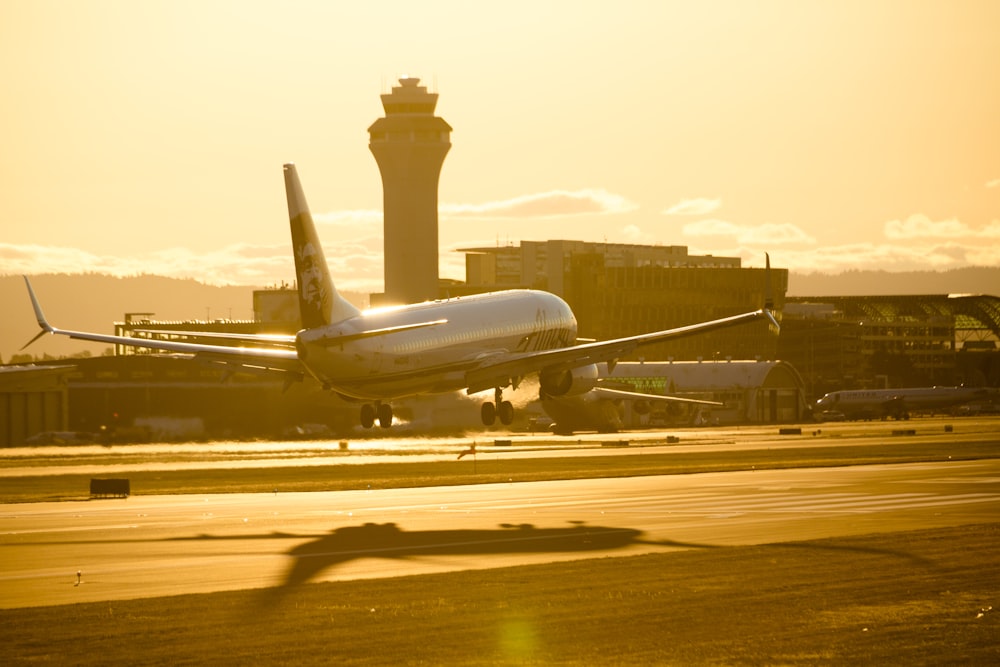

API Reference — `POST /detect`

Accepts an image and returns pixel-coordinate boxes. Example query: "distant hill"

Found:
[787,267,999,297]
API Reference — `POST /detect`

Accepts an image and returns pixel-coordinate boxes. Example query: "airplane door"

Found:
[370,339,384,373]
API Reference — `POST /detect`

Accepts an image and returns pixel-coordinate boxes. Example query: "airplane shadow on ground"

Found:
[272,521,698,592]
[253,520,942,608]
[3,519,940,604]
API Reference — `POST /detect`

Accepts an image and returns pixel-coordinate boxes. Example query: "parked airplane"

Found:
[23,163,779,430]
[813,386,999,421]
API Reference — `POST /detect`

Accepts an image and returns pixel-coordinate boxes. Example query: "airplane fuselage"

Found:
[814,386,997,420]
[296,289,577,401]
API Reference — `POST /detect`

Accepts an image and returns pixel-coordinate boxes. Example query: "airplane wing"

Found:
[21,277,304,378]
[465,306,778,394]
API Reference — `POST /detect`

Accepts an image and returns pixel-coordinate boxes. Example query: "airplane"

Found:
[22,163,779,430]
[812,386,1000,421]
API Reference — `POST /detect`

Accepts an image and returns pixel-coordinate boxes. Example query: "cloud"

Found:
[620,224,655,245]
[662,198,721,216]
[310,191,637,232]
[1,184,572,292]
[678,210,1000,274]
[4,204,996,295]
[4,234,998,296]
[681,219,817,245]
[439,189,636,219]
[0,240,387,293]
[313,209,383,227]
[688,241,1000,275]
[884,214,1000,240]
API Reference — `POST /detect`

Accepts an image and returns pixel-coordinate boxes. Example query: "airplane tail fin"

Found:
[283,163,360,328]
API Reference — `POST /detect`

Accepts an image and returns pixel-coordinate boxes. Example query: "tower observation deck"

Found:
[368,77,452,304]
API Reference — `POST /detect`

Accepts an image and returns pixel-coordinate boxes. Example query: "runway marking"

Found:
[428,490,1000,517]
[1,523,141,536]
[902,477,1000,485]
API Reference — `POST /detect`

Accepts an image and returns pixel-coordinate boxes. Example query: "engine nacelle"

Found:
[539,364,600,397]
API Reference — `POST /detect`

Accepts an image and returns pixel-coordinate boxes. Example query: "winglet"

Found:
[763,253,780,333]
[764,253,773,311]
[21,276,55,350]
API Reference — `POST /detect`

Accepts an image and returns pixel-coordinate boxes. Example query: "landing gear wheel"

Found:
[360,404,376,429]
[377,403,393,428]
[481,401,496,426]
[498,400,514,425]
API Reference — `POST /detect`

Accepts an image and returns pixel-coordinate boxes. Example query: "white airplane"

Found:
[813,386,1000,421]
[23,163,779,430]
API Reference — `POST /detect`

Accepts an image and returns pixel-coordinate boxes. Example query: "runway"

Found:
[2,457,998,609]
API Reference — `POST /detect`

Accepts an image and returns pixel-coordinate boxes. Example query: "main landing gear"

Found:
[481,387,514,427]
[360,402,393,429]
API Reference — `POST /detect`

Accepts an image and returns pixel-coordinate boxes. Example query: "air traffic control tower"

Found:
[368,77,452,304]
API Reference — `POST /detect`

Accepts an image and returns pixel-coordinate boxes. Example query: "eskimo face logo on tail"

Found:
[284,163,359,329]
[295,238,331,328]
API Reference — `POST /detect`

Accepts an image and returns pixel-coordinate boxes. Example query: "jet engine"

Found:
[539,364,600,397]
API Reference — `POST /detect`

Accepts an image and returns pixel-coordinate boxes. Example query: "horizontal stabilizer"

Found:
[134,329,298,348]
[332,319,447,343]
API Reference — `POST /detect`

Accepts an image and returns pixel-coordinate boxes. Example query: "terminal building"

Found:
[0,365,72,446]
[779,294,1000,400]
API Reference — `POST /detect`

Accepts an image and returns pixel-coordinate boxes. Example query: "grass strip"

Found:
[2,439,997,504]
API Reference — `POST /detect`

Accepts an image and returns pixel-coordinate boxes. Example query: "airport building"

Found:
[612,359,807,426]
[779,294,1000,400]
[111,287,302,356]
[18,355,366,442]
[460,240,742,289]
[538,359,807,433]
[0,365,72,445]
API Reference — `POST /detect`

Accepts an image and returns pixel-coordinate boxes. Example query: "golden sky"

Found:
[2,0,998,292]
